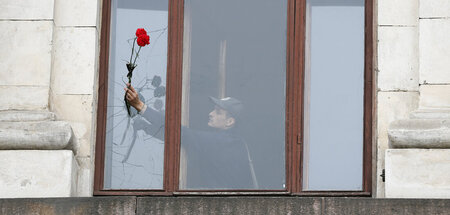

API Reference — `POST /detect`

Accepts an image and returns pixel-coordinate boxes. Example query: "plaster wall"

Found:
[385,149,450,198]
[419,1,450,108]
[0,150,78,198]
[0,0,54,110]
[49,0,101,197]
[376,0,420,197]
[377,0,450,198]
[0,0,101,197]
[1,0,450,198]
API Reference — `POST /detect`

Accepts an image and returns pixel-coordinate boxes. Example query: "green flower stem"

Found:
[125,37,141,117]
[129,37,137,64]
[133,46,142,66]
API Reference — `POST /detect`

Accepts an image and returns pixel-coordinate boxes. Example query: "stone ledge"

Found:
[138,196,320,214]
[0,110,56,122]
[410,108,450,119]
[138,197,450,214]
[0,121,73,150]
[0,197,136,215]
[1,197,450,215]
[388,119,450,148]
[388,109,450,148]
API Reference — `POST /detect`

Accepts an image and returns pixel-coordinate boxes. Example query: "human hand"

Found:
[124,83,144,112]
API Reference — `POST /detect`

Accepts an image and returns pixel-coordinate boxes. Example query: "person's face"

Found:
[208,106,235,129]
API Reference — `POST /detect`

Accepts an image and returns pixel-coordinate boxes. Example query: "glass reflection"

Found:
[303,0,365,191]
[179,0,288,190]
[104,0,168,189]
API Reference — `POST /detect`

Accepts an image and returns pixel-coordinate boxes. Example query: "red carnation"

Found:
[137,34,150,47]
[135,28,147,37]
[124,28,151,116]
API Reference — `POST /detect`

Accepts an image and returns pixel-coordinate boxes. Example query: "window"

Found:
[100,0,168,190]
[302,0,368,192]
[95,0,373,195]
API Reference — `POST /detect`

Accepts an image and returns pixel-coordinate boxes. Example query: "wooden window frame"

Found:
[94,0,374,196]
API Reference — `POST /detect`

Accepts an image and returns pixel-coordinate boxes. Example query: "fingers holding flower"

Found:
[124,84,144,112]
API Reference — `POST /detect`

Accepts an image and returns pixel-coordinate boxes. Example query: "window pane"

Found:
[180,0,287,190]
[303,0,365,190]
[104,0,168,189]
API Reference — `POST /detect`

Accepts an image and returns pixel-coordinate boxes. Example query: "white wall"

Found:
[419,0,450,108]
[376,0,420,197]
[0,0,55,110]
[1,0,450,198]
[0,0,101,197]
[49,0,101,196]
[377,0,450,197]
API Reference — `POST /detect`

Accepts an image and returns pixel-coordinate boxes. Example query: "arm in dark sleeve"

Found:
[140,104,165,127]
[139,105,206,145]
[137,104,165,140]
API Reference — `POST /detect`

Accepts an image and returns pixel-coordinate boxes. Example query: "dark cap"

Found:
[209,96,243,117]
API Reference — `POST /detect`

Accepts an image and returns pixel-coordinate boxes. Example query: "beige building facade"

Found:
[0,0,449,199]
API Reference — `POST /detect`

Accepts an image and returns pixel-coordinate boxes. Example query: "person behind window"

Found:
[125,84,257,189]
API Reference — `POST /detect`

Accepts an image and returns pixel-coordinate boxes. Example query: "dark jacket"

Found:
[140,106,253,189]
